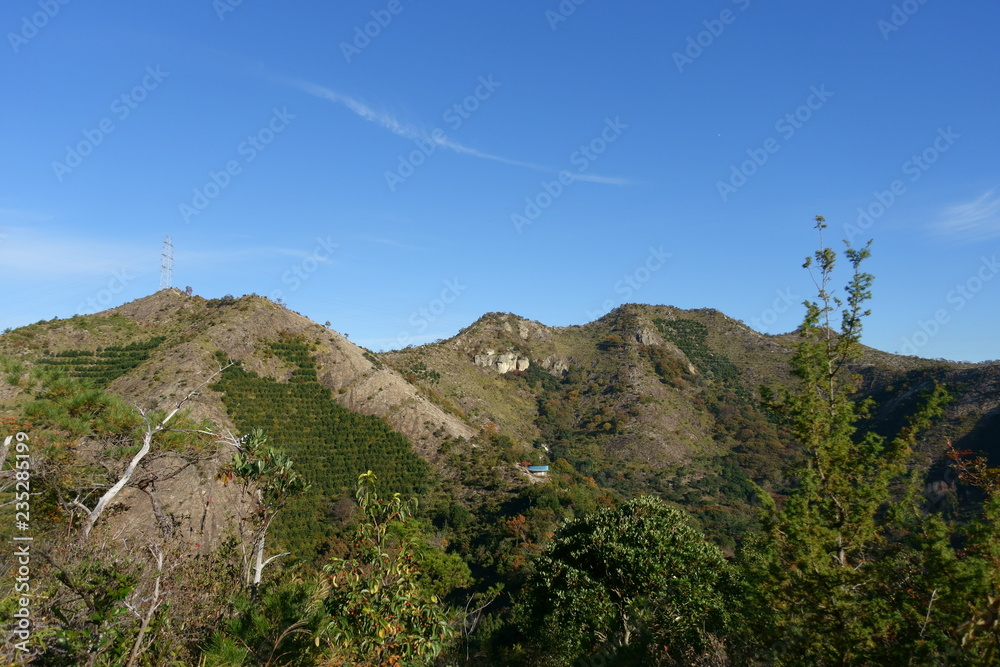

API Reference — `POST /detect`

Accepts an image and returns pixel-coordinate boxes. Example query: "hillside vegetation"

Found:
[1,233,999,664]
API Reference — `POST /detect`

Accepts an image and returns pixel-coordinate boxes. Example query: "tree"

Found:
[754,217,954,664]
[217,428,308,593]
[0,417,30,499]
[66,365,229,539]
[516,495,732,665]
[319,471,456,666]
[946,443,1000,663]
[2,368,240,664]
[200,576,328,667]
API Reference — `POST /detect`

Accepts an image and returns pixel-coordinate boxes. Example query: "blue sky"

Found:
[2,1,998,361]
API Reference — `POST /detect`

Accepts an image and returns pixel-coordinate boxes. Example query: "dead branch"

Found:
[125,545,165,667]
[76,364,231,540]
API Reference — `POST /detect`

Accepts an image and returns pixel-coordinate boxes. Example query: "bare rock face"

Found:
[634,327,663,346]
[326,362,476,459]
[112,453,246,553]
[474,349,530,374]
[541,354,570,377]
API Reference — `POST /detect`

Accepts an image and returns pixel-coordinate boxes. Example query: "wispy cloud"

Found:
[287,78,418,140]
[430,134,550,172]
[274,73,627,185]
[0,230,150,278]
[181,246,325,262]
[932,188,1000,241]
[0,231,318,280]
[569,173,631,185]
[284,76,549,169]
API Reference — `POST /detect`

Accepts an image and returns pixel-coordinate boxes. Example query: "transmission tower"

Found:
[159,236,173,290]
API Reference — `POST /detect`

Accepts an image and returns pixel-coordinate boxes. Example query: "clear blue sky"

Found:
[2,1,998,361]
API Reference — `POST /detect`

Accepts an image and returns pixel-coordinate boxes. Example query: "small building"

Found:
[527,465,549,475]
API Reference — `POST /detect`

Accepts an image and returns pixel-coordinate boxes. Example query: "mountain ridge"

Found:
[2,289,998,550]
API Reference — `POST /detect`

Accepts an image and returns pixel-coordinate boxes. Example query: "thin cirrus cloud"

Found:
[278,75,629,185]
[0,228,330,281]
[932,188,1000,241]
[0,232,150,279]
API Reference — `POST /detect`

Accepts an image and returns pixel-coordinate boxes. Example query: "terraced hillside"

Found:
[0,290,477,551]
[2,291,997,552]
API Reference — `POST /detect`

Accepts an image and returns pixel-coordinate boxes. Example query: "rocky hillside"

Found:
[0,290,476,546]
[2,292,997,549]
[1,289,474,451]
[386,303,1000,483]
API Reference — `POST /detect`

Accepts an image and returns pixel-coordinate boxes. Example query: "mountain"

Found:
[0,290,476,550]
[386,303,999,490]
[3,291,997,552]
[2,289,474,446]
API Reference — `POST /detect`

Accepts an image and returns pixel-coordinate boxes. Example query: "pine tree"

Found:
[758,217,950,664]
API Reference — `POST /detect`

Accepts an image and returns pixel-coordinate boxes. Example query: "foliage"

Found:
[212,337,433,556]
[654,318,740,387]
[4,252,1000,665]
[18,539,220,667]
[946,443,1000,662]
[33,549,147,665]
[201,577,328,667]
[0,368,246,665]
[218,428,309,590]
[516,495,732,665]
[651,456,763,553]
[320,471,457,665]
[22,368,142,438]
[36,336,167,387]
[403,361,441,385]
[388,517,473,598]
[748,218,976,665]
[220,429,309,508]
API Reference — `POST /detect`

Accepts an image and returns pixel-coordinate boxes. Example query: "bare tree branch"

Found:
[76,364,231,540]
[125,545,165,667]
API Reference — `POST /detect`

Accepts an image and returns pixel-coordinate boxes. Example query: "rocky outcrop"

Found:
[634,326,663,346]
[541,354,570,377]
[474,349,530,373]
